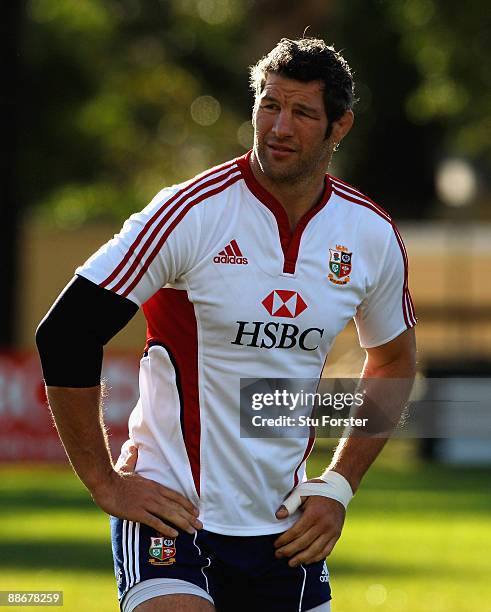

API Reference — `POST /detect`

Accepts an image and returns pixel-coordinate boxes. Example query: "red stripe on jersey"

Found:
[100,160,238,290]
[405,290,414,326]
[391,223,417,327]
[407,289,417,323]
[230,239,242,256]
[143,288,201,496]
[292,427,316,488]
[121,174,242,297]
[330,176,392,221]
[332,187,391,224]
[392,223,410,327]
[225,244,234,257]
[112,167,240,294]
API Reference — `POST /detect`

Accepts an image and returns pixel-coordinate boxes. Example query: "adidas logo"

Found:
[320,562,330,583]
[213,239,248,265]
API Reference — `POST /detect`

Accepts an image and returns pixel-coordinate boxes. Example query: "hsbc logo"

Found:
[231,321,323,351]
[232,290,323,351]
[262,290,307,318]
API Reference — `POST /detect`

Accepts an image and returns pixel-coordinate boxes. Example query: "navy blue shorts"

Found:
[111,517,331,611]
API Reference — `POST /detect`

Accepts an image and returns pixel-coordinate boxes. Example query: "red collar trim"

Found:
[236,150,332,274]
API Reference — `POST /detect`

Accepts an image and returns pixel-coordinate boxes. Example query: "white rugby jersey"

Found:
[77,151,416,535]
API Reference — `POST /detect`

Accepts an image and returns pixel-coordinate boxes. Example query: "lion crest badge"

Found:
[328,245,352,285]
[148,536,176,566]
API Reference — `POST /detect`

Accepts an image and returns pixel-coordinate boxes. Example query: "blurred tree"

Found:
[328,0,442,218]
[1,1,25,345]
[385,0,491,159]
[20,0,251,227]
[19,0,491,228]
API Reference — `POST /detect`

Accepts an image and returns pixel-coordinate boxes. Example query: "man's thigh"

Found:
[134,594,215,611]
[134,595,330,611]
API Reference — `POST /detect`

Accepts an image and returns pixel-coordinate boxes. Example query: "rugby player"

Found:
[36,37,416,611]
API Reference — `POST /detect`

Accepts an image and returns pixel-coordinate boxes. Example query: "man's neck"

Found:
[249,152,327,232]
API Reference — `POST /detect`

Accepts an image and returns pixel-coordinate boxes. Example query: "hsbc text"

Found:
[231,321,324,351]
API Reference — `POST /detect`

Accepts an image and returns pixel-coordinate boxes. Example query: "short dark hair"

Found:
[250,37,356,137]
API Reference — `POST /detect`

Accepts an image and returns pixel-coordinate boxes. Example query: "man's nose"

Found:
[272,110,294,138]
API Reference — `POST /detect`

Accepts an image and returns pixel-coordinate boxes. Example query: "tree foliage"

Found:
[20,0,490,225]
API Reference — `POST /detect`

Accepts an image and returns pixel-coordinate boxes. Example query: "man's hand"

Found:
[274,479,345,567]
[93,444,203,539]
[43,386,202,540]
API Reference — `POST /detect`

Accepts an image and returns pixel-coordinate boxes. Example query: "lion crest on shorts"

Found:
[149,536,176,566]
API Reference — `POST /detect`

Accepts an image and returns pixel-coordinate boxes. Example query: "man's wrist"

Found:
[319,469,354,508]
[85,466,118,499]
[325,457,364,493]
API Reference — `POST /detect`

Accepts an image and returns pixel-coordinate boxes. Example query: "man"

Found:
[37,37,416,612]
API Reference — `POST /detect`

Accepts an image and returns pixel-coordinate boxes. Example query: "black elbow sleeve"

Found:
[36,275,139,387]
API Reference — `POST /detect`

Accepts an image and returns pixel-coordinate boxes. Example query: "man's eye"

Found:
[262,103,278,110]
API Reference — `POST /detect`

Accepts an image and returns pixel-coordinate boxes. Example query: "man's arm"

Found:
[326,327,416,492]
[274,328,416,566]
[36,276,202,538]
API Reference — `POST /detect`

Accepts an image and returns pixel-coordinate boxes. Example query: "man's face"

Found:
[252,73,332,184]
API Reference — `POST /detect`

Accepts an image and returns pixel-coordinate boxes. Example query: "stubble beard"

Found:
[254,137,333,186]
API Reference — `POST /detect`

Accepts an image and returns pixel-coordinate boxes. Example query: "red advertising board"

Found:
[0,352,139,462]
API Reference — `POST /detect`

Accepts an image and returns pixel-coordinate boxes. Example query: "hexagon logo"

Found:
[261,290,308,318]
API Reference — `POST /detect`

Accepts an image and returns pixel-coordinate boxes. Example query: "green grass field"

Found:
[1,442,490,612]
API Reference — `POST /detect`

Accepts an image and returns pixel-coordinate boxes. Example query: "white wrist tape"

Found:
[319,470,354,507]
[282,471,353,515]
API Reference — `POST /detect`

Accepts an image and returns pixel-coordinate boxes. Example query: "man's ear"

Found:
[331,110,354,145]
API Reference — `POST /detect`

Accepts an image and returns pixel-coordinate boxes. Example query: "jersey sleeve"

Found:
[76,187,202,307]
[354,224,417,348]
